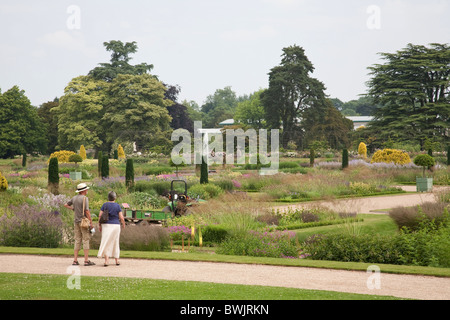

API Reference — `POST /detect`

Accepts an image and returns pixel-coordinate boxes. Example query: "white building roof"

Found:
[345,116,374,122]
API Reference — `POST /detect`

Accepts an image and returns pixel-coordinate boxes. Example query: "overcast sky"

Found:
[1,0,449,107]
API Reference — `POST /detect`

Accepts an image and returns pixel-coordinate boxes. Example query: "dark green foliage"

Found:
[132,180,171,196]
[88,40,154,82]
[447,145,450,165]
[366,43,450,147]
[114,150,118,160]
[97,151,103,177]
[68,154,83,163]
[413,154,435,177]
[22,154,27,167]
[309,149,315,167]
[47,157,59,194]
[0,86,47,158]
[200,157,208,184]
[125,158,134,189]
[202,225,229,243]
[304,212,450,267]
[342,148,349,169]
[262,45,327,148]
[101,156,109,179]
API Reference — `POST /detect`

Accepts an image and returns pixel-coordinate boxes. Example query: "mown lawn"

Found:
[0,273,403,300]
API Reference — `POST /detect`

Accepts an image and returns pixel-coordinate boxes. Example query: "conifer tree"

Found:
[118,144,126,159]
[101,156,109,179]
[98,151,103,177]
[79,145,87,160]
[200,157,208,184]
[48,157,59,194]
[126,158,134,190]
[342,149,349,169]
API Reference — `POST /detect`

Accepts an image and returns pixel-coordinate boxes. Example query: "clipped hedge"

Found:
[303,216,450,267]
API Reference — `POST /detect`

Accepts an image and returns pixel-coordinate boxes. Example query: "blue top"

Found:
[100,202,122,224]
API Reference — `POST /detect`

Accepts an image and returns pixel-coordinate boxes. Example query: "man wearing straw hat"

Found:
[64,183,95,266]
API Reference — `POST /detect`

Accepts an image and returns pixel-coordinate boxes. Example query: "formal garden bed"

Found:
[0,150,449,269]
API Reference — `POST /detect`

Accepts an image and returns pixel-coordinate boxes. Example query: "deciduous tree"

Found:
[0,86,47,158]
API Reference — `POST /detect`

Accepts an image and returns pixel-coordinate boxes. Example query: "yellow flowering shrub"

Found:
[370,148,411,165]
[117,144,126,159]
[79,145,87,160]
[48,150,77,163]
[0,171,8,191]
[358,142,367,159]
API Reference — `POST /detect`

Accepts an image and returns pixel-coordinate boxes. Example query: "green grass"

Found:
[293,214,399,242]
[0,273,404,300]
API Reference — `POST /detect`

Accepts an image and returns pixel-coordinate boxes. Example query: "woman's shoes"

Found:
[102,259,120,266]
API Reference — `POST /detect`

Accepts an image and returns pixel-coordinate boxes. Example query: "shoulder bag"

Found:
[80,196,90,229]
[99,203,110,224]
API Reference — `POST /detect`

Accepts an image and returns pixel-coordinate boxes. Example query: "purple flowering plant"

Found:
[0,204,63,248]
[167,225,192,240]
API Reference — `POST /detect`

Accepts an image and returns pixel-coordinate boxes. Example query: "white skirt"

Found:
[97,224,121,259]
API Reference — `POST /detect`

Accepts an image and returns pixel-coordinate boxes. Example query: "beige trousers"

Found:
[74,223,90,251]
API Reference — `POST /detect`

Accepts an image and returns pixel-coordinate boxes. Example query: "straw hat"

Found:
[75,183,90,193]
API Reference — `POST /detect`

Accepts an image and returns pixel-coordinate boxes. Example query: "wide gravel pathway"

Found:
[1,254,449,300]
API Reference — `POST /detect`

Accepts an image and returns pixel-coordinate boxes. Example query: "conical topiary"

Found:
[79,145,87,160]
[48,157,59,194]
[342,148,349,169]
[200,156,208,184]
[118,144,126,159]
[98,151,103,177]
[126,158,134,189]
[101,156,109,179]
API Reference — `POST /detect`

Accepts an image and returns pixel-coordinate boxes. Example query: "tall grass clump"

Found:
[91,224,170,251]
[191,193,270,237]
[217,230,300,258]
[0,204,63,248]
[389,202,449,231]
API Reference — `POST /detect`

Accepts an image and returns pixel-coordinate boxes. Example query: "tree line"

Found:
[0,41,448,158]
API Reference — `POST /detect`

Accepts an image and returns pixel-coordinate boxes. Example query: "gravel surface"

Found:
[1,254,449,300]
[274,186,447,214]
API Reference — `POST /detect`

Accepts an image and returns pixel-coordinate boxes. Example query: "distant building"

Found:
[218,117,374,130]
[345,116,374,130]
[218,119,235,126]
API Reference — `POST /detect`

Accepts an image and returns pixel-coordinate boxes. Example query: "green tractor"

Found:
[162,180,203,217]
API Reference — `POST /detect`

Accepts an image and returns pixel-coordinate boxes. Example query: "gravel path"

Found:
[273,186,446,214]
[0,254,449,300]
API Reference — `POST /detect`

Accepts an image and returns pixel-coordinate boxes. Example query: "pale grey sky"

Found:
[1,0,449,107]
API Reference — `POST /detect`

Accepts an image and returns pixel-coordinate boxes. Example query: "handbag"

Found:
[80,196,90,229]
[99,203,109,224]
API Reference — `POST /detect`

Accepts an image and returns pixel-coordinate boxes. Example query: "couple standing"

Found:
[65,183,125,267]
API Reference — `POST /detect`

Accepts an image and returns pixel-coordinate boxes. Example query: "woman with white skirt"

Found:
[98,191,125,266]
